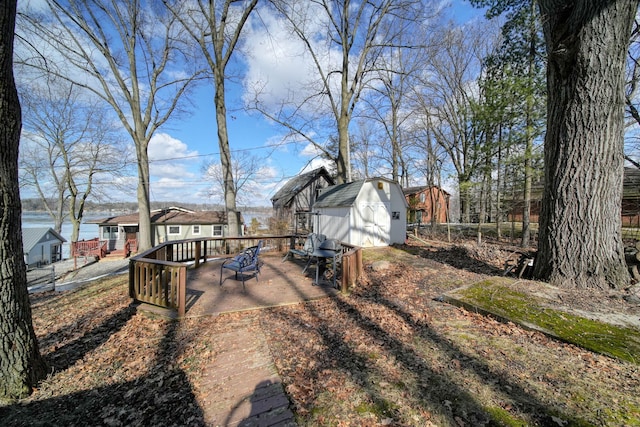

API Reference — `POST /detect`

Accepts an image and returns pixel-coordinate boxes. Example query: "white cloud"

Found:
[147,133,202,201]
[149,132,199,163]
[300,143,323,158]
[242,5,342,116]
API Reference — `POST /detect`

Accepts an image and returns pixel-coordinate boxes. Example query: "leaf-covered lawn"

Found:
[2,240,639,426]
[261,246,640,426]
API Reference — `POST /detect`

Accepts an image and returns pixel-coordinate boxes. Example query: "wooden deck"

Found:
[140,253,341,319]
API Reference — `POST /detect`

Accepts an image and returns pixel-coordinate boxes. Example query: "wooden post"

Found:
[341,255,349,293]
[177,266,186,318]
[194,241,201,268]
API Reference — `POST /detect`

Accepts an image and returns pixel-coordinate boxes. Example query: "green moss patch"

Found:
[444,278,640,364]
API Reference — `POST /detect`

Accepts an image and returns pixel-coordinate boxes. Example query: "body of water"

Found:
[22,210,274,259]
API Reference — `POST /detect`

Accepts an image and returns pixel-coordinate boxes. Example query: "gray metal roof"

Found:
[314,180,366,208]
[22,227,66,252]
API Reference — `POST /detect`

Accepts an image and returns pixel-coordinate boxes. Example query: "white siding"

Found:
[389,186,408,245]
[25,241,59,266]
[315,178,407,248]
[316,207,350,242]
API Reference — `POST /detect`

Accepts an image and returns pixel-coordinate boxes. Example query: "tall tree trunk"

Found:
[521,118,533,247]
[0,0,47,399]
[534,0,637,289]
[521,0,537,248]
[495,127,503,239]
[459,176,472,223]
[136,140,152,251]
[337,100,351,184]
[215,71,240,237]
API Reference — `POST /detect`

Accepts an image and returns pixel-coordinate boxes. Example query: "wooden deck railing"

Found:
[129,235,362,317]
[339,243,363,293]
[71,238,107,259]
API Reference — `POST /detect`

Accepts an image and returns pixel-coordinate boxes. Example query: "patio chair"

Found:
[282,233,326,274]
[219,240,263,291]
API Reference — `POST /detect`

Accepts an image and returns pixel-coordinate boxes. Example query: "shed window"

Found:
[192,225,201,235]
[212,225,223,237]
[168,225,181,235]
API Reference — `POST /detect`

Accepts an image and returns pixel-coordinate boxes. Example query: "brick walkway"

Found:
[200,315,297,427]
[61,252,336,426]
[189,255,338,426]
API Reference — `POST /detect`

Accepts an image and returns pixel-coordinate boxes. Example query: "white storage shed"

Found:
[313,177,408,247]
[22,227,66,267]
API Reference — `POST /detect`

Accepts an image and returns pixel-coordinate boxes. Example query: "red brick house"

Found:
[403,185,450,225]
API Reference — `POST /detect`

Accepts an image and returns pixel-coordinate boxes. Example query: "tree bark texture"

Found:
[215,71,241,237]
[135,139,152,251]
[534,0,638,289]
[0,0,47,399]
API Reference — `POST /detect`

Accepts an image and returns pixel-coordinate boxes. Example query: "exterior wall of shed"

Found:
[360,181,407,246]
[316,207,351,242]
[25,240,63,266]
[316,181,407,247]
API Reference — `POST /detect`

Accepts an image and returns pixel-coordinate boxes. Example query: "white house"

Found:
[313,177,408,247]
[22,227,66,267]
[89,207,240,253]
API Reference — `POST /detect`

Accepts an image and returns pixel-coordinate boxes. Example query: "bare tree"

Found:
[163,0,258,237]
[361,9,441,186]
[624,18,640,167]
[19,80,129,242]
[412,21,499,223]
[533,0,637,289]
[247,0,422,184]
[17,0,201,251]
[201,154,266,206]
[0,0,47,400]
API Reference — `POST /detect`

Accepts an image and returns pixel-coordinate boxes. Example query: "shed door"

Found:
[360,203,390,246]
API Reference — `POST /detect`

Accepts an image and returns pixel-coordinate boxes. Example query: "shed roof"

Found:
[271,167,335,209]
[314,180,365,208]
[22,227,66,252]
[89,207,229,226]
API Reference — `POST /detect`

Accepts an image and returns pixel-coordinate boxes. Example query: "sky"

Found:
[18,0,488,208]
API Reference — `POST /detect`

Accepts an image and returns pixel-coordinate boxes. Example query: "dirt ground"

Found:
[2,234,640,426]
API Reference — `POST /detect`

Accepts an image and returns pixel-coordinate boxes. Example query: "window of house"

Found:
[392,211,400,220]
[168,225,181,235]
[212,225,223,237]
[420,193,426,203]
[102,226,118,240]
[192,225,201,235]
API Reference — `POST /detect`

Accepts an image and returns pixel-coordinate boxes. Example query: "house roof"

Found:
[402,185,450,196]
[89,207,230,226]
[271,167,335,209]
[22,227,66,252]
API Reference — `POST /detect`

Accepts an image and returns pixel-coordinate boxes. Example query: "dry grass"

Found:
[2,241,639,426]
